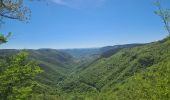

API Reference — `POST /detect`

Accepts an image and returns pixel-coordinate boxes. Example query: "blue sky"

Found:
[0,0,169,49]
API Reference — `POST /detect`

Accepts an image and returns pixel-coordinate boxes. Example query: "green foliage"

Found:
[114,60,170,100]
[0,32,11,45]
[0,52,42,99]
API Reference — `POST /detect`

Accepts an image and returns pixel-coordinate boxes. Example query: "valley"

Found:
[0,37,170,99]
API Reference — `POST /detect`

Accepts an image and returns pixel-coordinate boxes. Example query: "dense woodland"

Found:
[0,0,170,100]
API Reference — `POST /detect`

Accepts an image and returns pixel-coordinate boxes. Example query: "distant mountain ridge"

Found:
[61,43,143,59]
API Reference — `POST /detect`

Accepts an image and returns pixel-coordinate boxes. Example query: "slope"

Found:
[0,49,75,87]
[60,37,170,97]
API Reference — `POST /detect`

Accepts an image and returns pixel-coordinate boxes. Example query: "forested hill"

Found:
[0,49,75,87]
[58,37,170,99]
[0,44,141,88]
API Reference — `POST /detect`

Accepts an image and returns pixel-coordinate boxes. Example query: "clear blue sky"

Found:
[1,0,169,49]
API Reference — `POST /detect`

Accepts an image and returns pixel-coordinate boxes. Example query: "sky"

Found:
[0,0,169,49]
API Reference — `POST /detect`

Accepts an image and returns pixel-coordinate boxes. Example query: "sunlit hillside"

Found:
[0,0,170,100]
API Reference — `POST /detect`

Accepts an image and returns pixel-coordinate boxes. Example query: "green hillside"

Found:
[0,44,139,89]
[61,44,142,73]
[0,49,74,87]
[57,37,170,99]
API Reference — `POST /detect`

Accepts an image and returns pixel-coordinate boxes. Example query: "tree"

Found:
[0,52,43,99]
[0,32,11,44]
[155,0,170,35]
[0,0,28,44]
[0,0,44,99]
[0,0,32,22]
[0,0,35,44]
